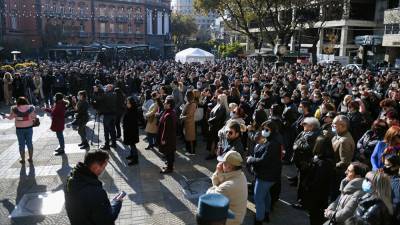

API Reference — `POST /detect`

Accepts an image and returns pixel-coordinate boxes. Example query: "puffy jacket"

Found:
[247,133,282,182]
[346,193,391,225]
[65,162,121,225]
[325,178,365,225]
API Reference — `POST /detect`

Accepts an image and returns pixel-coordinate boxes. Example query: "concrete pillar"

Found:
[147,9,152,35]
[157,11,163,35]
[317,28,324,55]
[340,26,348,56]
[290,35,296,51]
[164,13,169,35]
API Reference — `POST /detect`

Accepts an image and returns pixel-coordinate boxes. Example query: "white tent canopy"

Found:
[175,48,214,64]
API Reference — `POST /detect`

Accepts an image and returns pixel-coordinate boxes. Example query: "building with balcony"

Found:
[383,0,400,65]
[0,0,172,58]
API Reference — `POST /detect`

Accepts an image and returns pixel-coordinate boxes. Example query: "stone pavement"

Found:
[0,106,309,225]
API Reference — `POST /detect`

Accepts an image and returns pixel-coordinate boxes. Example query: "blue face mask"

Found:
[362,179,372,193]
[331,127,337,133]
[298,108,304,114]
[262,130,270,138]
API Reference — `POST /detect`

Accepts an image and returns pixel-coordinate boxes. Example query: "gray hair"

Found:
[333,115,350,128]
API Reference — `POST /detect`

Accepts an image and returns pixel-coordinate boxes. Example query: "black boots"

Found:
[80,141,90,149]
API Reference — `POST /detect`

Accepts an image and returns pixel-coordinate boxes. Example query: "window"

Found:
[110,23,115,33]
[11,16,17,30]
[100,7,106,16]
[100,23,106,33]
[80,21,85,32]
[128,24,132,33]
[118,24,123,33]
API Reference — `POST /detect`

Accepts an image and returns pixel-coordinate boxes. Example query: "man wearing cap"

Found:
[207,151,248,225]
[196,193,235,225]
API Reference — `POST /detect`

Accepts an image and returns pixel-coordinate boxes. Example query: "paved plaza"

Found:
[0,106,309,225]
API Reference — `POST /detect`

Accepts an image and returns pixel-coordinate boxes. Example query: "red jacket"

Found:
[46,101,66,132]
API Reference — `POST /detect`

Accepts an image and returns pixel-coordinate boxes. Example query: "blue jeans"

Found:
[254,178,275,221]
[147,133,157,147]
[16,127,33,153]
[56,131,65,150]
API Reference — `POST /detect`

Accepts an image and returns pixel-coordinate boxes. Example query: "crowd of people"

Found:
[0,58,400,225]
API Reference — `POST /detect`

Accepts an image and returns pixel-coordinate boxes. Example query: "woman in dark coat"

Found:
[44,92,68,156]
[303,135,335,225]
[247,120,282,224]
[157,96,177,174]
[123,96,140,166]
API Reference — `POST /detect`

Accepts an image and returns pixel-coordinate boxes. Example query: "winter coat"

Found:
[391,176,400,225]
[356,130,382,163]
[303,156,334,210]
[158,109,177,155]
[182,102,197,141]
[347,111,367,143]
[75,100,89,126]
[208,104,227,135]
[332,131,355,172]
[292,130,320,170]
[65,162,121,225]
[7,105,37,128]
[325,178,365,225]
[218,137,245,162]
[32,76,44,98]
[247,133,282,182]
[123,108,139,145]
[207,170,248,225]
[46,101,67,132]
[346,193,391,225]
[371,141,387,171]
[145,103,159,134]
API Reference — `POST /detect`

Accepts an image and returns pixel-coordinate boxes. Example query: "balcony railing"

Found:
[98,16,109,22]
[116,16,129,23]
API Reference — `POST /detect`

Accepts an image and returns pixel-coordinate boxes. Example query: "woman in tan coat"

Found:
[145,92,159,150]
[3,72,13,105]
[181,90,197,154]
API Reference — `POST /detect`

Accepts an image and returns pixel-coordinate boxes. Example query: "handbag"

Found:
[32,117,40,127]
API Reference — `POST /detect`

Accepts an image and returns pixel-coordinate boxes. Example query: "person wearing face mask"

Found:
[324,162,367,225]
[346,171,392,225]
[356,120,388,167]
[65,150,123,225]
[293,101,313,135]
[338,95,353,114]
[180,90,197,154]
[371,126,400,171]
[290,117,321,209]
[281,92,299,163]
[247,120,282,224]
[158,96,177,173]
[382,154,400,224]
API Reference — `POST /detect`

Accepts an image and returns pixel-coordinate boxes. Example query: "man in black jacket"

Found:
[65,150,123,225]
[93,84,118,150]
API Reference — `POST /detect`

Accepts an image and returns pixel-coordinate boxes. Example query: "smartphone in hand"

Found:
[114,191,126,201]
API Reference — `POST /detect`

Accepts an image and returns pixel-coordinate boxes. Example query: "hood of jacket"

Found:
[66,162,102,194]
[340,177,364,194]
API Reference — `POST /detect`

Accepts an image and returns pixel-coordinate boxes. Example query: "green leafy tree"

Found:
[219,42,244,58]
[171,14,198,50]
[195,0,343,58]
